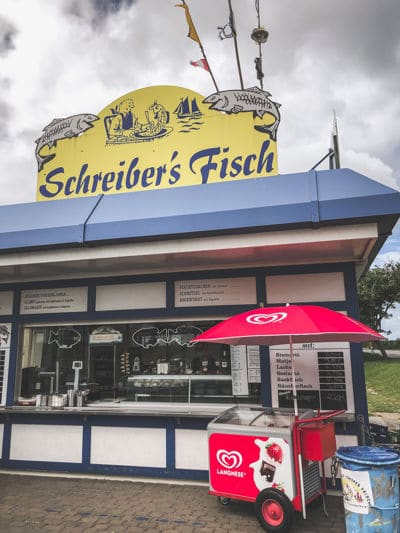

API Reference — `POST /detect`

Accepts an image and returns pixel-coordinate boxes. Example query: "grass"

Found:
[363,353,400,413]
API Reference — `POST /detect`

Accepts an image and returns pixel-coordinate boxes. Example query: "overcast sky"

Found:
[1,0,400,332]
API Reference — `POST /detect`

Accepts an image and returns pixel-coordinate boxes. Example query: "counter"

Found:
[1,401,236,418]
[0,404,356,422]
[126,374,233,403]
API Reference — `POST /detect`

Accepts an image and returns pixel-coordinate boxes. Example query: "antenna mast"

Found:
[329,110,341,169]
[251,0,269,89]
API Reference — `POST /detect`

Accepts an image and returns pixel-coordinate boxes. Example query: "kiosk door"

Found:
[89,345,117,398]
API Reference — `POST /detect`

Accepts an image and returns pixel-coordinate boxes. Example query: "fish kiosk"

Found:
[0,80,399,486]
[1,3,400,529]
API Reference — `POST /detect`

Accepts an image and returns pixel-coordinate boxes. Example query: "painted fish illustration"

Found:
[132,326,203,348]
[48,328,81,349]
[35,113,99,171]
[169,325,203,346]
[203,87,281,140]
[0,324,10,346]
[132,327,166,348]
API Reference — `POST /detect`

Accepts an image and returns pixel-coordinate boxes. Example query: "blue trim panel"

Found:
[343,263,371,439]
[0,460,210,480]
[166,418,176,471]
[82,420,91,466]
[1,419,11,461]
[6,316,20,406]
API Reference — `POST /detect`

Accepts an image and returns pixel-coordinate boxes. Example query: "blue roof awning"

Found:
[0,196,100,250]
[0,169,399,252]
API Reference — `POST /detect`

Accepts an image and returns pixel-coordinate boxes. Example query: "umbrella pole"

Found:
[290,335,299,418]
[289,335,306,519]
[290,335,306,519]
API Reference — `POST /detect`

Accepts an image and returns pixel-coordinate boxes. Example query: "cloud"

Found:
[64,0,137,26]
[0,15,16,55]
[373,251,400,267]
[382,304,400,339]
[0,0,399,204]
[342,149,398,190]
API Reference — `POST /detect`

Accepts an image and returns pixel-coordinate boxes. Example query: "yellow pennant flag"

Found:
[176,3,201,44]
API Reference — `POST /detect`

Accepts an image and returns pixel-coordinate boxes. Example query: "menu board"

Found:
[20,287,88,314]
[96,282,166,311]
[0,323,11,349]
[0,323,11,405]
[0,348,9,405]
[230,345,261,395]
[230,346,249,396]
[175,277,256,307]
[269,343,352,411]
[0,291,13,315]
[318,351,347,410]
[247,346,261,383]
[278,390,320,410]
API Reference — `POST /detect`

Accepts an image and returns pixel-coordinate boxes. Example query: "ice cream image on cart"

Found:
[251,437,293,497]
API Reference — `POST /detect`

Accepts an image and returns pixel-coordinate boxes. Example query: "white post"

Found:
[289,336,298,417]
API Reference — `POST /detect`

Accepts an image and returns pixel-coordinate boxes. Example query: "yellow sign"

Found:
[36,85,279,201]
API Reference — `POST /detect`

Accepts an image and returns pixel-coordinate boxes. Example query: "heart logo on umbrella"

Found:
[246,312,287,325]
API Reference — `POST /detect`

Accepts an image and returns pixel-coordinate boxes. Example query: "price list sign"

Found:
[318,351,347,410]
[270,343,353,412]
[230,346,249,396]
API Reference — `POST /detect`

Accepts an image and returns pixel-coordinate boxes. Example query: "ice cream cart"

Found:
[193,305,383,530]
[208,405,345,532]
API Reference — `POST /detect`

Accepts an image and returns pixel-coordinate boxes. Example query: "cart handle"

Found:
[294,409,346,427]
[291,408,345,519]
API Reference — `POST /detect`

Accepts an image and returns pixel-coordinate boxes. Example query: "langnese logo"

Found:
[246,312,287,325]
[216,449,243,469]
[215,449,246,478]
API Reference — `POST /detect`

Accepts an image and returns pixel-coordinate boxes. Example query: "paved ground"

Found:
[0,472,346,532]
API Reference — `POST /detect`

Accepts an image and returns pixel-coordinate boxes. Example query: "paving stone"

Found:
[0,472,350,532]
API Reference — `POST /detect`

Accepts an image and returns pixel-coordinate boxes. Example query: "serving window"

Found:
[17,321,261,406]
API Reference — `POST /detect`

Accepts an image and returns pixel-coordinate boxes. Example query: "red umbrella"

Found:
[192,304,384,416]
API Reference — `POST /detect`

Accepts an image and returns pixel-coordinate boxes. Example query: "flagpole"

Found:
[198,41,219,93]
[228,0,244,90]
[179,1,219,92]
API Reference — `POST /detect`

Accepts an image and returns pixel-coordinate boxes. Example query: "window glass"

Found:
[18,321,261,406]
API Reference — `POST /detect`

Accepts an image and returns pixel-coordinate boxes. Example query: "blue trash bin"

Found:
[336,446,400,532]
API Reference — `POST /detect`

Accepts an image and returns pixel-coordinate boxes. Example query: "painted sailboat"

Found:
[174,97,202,119]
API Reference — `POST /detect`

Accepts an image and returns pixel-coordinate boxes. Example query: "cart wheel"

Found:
[255,488,293,532]
[218,496,231,506]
